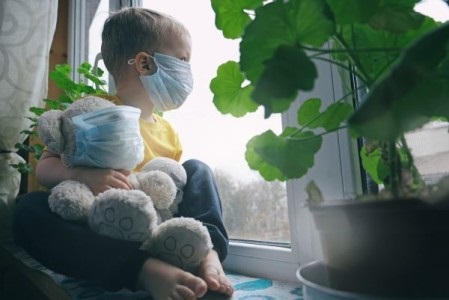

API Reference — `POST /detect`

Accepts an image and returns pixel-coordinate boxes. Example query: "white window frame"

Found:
[69,2,361,283]
[67,0,85,82]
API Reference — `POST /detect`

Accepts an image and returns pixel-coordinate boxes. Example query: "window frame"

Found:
[69,1,361,283]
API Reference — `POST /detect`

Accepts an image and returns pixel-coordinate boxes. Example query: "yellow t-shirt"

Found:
[101,95,183,171]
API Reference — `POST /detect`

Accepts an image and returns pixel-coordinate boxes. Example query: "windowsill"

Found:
[1,242,303,299]
[224,241,300,283]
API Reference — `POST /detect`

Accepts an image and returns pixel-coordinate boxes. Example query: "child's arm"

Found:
[36,150,133,195]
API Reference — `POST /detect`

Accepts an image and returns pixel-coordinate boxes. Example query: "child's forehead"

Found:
[157,30,192,59]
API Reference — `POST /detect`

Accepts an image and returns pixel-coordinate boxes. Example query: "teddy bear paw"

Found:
[144,217,213,272]
[48,180,95,221]
[88,189,158,242]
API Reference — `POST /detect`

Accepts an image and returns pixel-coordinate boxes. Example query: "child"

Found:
[12,7,234,300]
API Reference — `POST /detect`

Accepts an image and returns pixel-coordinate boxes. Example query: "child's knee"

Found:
[183,159,212,175]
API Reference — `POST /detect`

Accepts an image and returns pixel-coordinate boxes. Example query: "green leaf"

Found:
[349,21,449,140]
[10,162,32,174]
[326,0,379,24]
[252,45,317,117]
[77,84,97,95]
[52,63,71,77]
[210,61,259,117]
[298,98,353,131]
[32,144,44,159]
[83,72,107,87]
[317,102,353,131]
[379,0,420,4]
[245,128,322,181]
[25,116,38,123]
[20,129,35,136]
[298,98,321,127]
[50,64,77,93]
[58,94,74,104]
[29,107,46,116]
[327,0,423,31]
[335,16,439,84]
[211,0,263,39]
[438,56,449,77]
[240,0,335,83]
[44,98,61,110]
[15,143,30,152]
[78,62,107,88]
[369,5,425,33]
[360,145,389,184]
[78,62,92,73]
[94,66,104,77]
[306,180,324,204]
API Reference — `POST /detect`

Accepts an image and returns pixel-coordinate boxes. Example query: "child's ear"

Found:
[134,52,155,75]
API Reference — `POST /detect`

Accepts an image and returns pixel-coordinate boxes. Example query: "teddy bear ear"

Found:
[37,110,66,154]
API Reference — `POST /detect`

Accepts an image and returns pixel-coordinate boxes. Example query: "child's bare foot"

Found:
[198,250,234,297]
[137,257,207,300]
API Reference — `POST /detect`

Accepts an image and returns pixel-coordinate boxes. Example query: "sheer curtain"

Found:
[0,0,58,242]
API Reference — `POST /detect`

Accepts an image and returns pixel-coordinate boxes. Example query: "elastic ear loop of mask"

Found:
[94,52,115,93]
[128,55,159,75]
[128,52,156,65]
[93,53,103,75]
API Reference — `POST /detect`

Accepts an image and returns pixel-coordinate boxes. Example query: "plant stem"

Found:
[311,55,369,87]
[300,44,402,55]
[386,141,401,199]
[400,135,425,191]
[286,125,347,141]
[333,31,373,86]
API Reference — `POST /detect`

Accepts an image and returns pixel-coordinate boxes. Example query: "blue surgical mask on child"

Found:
[69,106,144,170]
[128,53,194,112]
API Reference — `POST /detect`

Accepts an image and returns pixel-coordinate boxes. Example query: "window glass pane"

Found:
[406,121,449,184]
[87,0,110,86]
[85,0,291,244]
[142,0,290,244]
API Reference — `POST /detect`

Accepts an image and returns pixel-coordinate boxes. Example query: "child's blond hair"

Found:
[101,7,190,79]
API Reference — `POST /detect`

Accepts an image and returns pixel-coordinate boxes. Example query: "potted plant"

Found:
[210,0,449,297]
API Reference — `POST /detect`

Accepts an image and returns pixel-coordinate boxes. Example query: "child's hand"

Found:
[74,167,133,195]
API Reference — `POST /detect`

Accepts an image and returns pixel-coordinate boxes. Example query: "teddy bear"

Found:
[37,96,212,272]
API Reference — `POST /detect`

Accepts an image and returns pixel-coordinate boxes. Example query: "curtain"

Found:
[0,0,58,242]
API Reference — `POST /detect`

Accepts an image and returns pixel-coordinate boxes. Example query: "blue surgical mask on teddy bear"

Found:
[128,53,194,112]
[69,106,144,170]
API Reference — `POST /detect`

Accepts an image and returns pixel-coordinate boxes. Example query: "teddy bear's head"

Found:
[37,96,144,170]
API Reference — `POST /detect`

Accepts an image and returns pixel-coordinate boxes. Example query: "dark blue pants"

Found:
[12,159,228,291]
